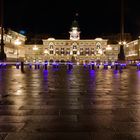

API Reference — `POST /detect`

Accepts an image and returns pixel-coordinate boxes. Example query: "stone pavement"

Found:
[0,66,140,140]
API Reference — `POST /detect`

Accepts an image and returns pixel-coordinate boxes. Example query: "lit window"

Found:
[55,48,59,54]
[73,51,77,55]
[85,48,89,54]
[50,45,53,49]
[80,48,83,51]
[73,45,77,49]
[66,48,70,55]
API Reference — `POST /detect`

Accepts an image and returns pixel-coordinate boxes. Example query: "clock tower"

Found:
[69,20,80,41]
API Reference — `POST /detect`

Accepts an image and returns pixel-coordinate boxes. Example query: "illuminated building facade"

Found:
[0,28,26,61]
[125,37,140,62]
[25,21,119,63]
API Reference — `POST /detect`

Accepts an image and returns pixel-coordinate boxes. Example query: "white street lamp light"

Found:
[15,39,22,45]
[33,45,39,62]
[33,45,38,51]
[106,45,112,51]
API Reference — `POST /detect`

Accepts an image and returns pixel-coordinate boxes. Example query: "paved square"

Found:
[0,66,140,140]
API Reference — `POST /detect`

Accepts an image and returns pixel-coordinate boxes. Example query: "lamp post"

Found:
[33,45,38,62]
[0,0,6,61]
[14,39,21,62]
[118,0,125,61]
[44,49,48,61]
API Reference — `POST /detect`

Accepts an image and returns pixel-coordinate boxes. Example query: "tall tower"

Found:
[69,20,80,41]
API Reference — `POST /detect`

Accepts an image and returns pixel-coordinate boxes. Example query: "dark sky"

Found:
[4,0,140,39]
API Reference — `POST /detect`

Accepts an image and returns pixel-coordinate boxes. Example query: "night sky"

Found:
[4,0,140,39]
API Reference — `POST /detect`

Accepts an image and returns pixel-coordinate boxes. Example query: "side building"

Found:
[0,28,26,61]
[125,37,140,63]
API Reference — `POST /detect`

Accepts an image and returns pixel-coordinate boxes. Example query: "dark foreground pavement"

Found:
[0,66,140,140]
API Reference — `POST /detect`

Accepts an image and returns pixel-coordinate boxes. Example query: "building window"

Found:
[49,42,54,50]
[61,48,65,54]
[85,48,89,54]
[55,48,59,54]
[86,48,89,51]
[96,42,101,50]
[91,48,94,54]
[50,51,53,54]
[66,51,70,55]
[50,45,53,49]
[73,45,77,49]
[73,51,77,55]
[80,48,83,51]
[66,48,70,55]
[61,49,64,54]
[80,48,83,55]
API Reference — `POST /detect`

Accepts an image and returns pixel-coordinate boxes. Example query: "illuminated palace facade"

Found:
[25,21,119,63]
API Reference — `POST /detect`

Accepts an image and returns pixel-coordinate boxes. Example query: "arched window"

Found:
[96,42,101,50]
[49,42,54,50]
[72,42,78,49]
[73,45,77,49]
[96,42,103,55]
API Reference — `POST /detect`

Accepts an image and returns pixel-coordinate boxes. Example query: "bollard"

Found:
[91,63,95,70]
[88,64,91,69]
[96,64,100,69]
[119,64,123,73]
[67,63,73,70]
[115,63,118,70]
[35,63,38,69]
[37,64,40,69]
[104,64,108,70]
[111,65,114,69]
[83,64,87,68]
[123,64,127,69]
[44,62,48,70]
[137,63,140,70]
[21,61,24,72]
[52,62,57,69]
[16,63,20,69]
[53,63,59,69]
[56,63,59,69]
[3,63,7,69]
[29,63,32,69]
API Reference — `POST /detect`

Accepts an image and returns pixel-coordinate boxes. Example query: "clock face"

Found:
[72,33,78,39]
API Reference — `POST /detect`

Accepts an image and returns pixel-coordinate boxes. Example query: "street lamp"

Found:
[14,39,21,62]
[44,49,48,62]
[0,0,6,61]
[33,45,38,62]
[118,0,126,61]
